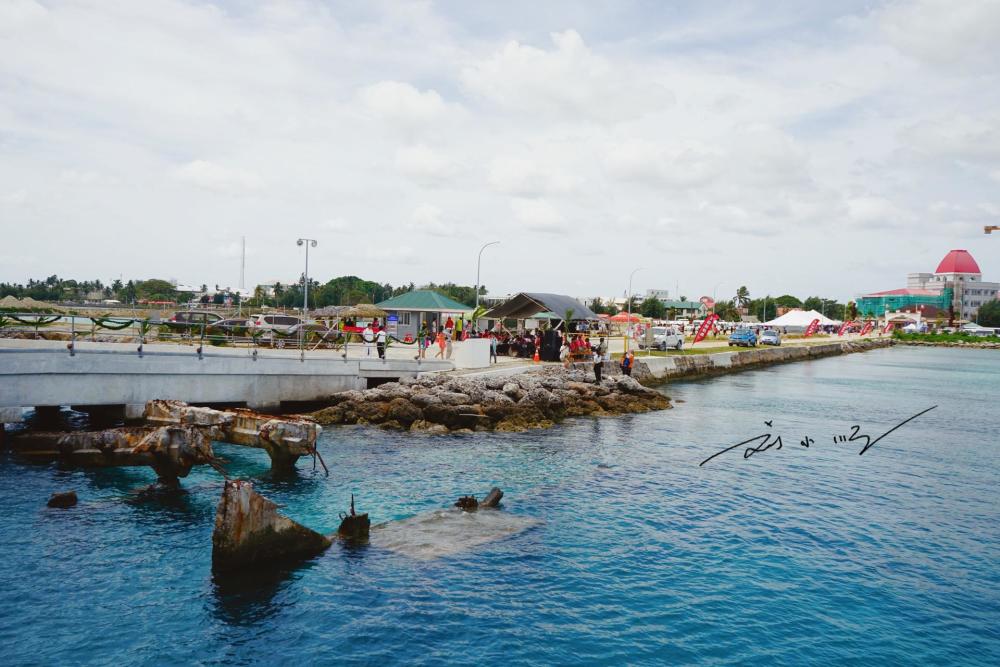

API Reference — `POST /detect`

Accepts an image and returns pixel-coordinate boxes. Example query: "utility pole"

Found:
[296,238,317,361]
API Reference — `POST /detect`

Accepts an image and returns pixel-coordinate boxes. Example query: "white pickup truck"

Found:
[638,326,684,351]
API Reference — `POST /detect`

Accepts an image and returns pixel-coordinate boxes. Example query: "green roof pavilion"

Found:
[375,290,471,312]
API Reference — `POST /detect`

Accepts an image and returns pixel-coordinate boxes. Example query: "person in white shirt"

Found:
[362,323,375,357]
[376,327,387,359]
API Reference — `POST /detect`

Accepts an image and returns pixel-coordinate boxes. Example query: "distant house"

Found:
[375,290,472,340]
[660,300,706,319]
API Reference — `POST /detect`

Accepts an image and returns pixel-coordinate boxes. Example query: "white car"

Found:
[639,326,684,351]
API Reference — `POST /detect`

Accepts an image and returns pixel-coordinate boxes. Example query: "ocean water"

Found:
[1,346,998,665]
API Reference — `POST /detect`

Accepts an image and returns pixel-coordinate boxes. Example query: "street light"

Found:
[296,238,317,361]
[475,241,500,310]
[712,281,726,315]
[626,267,642,352]
[474,241,499,331]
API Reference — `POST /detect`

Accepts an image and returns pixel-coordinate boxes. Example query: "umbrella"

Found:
[341,303,387,318]
[609,312,642,323]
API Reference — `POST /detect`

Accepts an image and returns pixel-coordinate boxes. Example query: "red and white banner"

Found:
[882,321,895,334]
[837,320,856,336]
[859,320,875,336]
[699,296,715,310]
[804,318,821,337]
[693,313,719,344]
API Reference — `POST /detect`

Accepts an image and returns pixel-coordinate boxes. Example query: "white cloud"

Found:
[322,218,351,232]
[603,139,723,188]
[359,81,448,122]
[394,145,454,183]
[846,196,913,229]
[461,30,673,120]
[408,203,454,237]
[901,114,1000,161]
[488,155,575,196]
[879,0,1000,69]
[510,198,565,234]
[173,160,262,194]
[0,190,28,206]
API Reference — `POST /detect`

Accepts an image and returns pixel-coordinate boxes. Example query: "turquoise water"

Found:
[1,346,998,665]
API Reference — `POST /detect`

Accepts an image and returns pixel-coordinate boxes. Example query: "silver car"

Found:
[759,329,781,346]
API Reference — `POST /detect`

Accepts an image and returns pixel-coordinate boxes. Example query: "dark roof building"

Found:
[483,293,598,321]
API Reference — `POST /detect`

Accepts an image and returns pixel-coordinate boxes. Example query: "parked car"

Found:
[249,313,302,334]
[250,313,303,347]
[759,329,781,346]
[728,328,758,347]
[166,310,222,333]
[208,318,251,336]
[638,326,684,351]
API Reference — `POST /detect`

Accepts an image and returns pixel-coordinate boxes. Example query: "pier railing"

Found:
[0,312,419,362]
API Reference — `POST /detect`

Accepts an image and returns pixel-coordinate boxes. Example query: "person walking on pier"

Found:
[418,324,428,359]
[362,322,375,357]
[490,333,498,364]
[376,326,387,359]
[434,330,446,359]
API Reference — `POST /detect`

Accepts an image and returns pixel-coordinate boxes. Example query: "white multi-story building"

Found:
[906,249,999,321]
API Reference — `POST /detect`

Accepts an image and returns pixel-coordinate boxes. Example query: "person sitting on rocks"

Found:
[620,350,635,376]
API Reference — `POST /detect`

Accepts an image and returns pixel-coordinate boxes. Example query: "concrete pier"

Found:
[0,339,452,423]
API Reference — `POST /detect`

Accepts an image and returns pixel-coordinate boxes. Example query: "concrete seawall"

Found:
[0,338,452,423]
[633,339,894,384]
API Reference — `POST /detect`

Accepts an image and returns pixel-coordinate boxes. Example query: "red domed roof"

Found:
[935,249,981,274]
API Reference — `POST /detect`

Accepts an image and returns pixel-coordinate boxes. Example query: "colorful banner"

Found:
[693,313,719,344]
[699,296,715,310]
[859,320,874,336]
[883,321,895,334]
[837,320,855,336]
[804,318,821,337]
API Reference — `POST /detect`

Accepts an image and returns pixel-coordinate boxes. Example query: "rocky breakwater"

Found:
[310,368,671,433]
[632,338,895,383]
[896,339,1000,350]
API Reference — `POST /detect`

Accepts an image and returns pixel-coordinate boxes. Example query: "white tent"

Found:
[763,309,840,328]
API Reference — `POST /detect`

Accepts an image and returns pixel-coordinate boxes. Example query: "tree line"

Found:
[1,275,486,309]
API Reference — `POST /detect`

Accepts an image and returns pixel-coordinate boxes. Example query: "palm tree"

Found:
[735,286,750,308]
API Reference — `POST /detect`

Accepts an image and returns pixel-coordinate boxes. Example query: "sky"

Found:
[1,0,999,303]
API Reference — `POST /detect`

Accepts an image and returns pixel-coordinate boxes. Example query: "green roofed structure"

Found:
[375,289,471,341]
[660,300,707,318]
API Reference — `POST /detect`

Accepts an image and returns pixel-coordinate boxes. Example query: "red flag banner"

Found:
[860,320,874,336]
[804,318,821,337]
[883,321,894,334]
[837,320,855,336]
[693,313,719,344]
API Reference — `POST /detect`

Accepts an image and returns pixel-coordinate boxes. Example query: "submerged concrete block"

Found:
[47,490,78,508]
[212,479,331,572]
